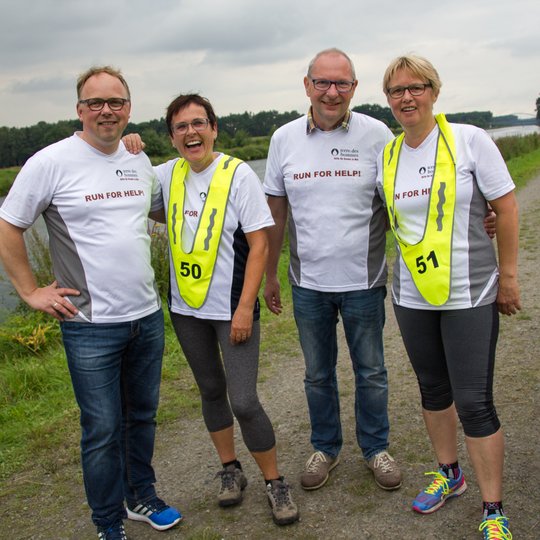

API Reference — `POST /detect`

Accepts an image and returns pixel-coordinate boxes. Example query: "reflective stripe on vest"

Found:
[382,113,457,306]
[168,155,242,309]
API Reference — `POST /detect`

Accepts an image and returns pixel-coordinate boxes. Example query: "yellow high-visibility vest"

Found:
[168,155,242,308]
[382,114,456,306]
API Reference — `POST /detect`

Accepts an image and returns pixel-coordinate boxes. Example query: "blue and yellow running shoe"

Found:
[479,515,512,540]
[412,469,467,514]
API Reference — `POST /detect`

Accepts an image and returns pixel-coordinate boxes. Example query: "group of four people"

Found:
[0,47,519,540]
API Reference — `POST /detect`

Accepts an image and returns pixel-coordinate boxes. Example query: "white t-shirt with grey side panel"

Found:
[263,112,393,292]
[0,134,162,323]
[376,123,515,310]
[154,155,274,321]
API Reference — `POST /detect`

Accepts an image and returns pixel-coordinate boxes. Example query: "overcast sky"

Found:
[0,0,538,128]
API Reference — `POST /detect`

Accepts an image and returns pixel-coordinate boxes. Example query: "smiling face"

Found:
[76,72,131,154]
[170,103,218,172]
[386,68,438,139]
[304,51,358,131]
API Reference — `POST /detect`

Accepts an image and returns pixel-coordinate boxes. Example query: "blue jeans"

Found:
[292,286,389,460]
[61,308,164,529]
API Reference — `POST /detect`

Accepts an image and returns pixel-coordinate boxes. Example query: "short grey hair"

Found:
[307,48,356,80]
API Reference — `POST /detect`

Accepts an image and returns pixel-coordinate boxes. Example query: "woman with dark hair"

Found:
[131,93,298,527]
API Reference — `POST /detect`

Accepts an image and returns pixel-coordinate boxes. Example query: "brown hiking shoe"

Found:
[300,450,340,490]
[366,451,402,490]
[216,464,248,506]
[266,477,299,525]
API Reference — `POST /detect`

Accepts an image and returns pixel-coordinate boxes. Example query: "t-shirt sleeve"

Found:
[466,127,515,201]
[263,132,286,197]
[375,150,387,205]
[149,165,164,212]
[234,163,275,233]
[0,154,53,228]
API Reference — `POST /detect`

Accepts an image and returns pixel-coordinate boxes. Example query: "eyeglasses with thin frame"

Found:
[310,78,355,93]
[386,83,432,99]
[78,98,130,111]
[172,118,210,135]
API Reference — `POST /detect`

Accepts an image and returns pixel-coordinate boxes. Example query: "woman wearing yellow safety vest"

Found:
[133,94,299,526]
[377,56,520,540]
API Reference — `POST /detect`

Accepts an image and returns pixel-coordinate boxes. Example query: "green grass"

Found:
[505,147,540,189]
[0,344,77,478]
[0,167,20,196]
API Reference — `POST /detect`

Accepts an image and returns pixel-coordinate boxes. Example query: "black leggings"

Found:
[393,303,500,438]
[169,312,276,452]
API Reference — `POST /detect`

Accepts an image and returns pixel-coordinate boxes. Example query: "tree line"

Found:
[0,106,536,168]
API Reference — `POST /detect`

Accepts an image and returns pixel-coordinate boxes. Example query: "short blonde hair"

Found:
[76,65,130,99]
[382,55,442,97]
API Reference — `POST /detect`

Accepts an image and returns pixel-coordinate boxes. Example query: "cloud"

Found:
[0,0,538,127]
[7,76,72,94]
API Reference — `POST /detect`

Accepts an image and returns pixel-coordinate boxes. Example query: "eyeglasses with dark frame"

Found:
[310,78,355,93]
[78,98,130,111]
[172,118,210,135]
[386,83,432,99]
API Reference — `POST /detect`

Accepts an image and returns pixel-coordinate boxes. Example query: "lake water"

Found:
[0,125,537,320]
[488,124,540,140]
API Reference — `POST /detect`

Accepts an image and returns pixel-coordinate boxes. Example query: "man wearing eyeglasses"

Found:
[263,48,402,493]
[0,66,181,539]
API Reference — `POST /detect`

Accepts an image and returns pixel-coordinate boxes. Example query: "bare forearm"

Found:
[266,196,287,278]
[238,236,268,310]
[266,224,285,278]
[496,219,518,279]
[493,197,519,279]
[490,191,521,315]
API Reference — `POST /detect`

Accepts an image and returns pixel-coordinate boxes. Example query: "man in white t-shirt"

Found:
[263,48,402,492]
[0,67,181,539]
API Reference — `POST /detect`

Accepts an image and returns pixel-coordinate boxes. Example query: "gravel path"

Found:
[2,176,539,540]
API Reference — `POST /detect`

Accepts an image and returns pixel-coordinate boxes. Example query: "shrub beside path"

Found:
[1,176,539,539]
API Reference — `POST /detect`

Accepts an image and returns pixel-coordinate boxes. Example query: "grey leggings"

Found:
[393,302,500,438]
[169,312,276,452]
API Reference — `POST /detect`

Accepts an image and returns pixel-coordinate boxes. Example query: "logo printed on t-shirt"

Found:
[115,169,141,181]
[418,165,434,180]
[330,147,359,161]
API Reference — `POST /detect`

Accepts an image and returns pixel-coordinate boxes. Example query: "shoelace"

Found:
[216,468,237,492]
[271,480,293,508]
[98,523,127,540]
[138,497,168,514]
[305,451,327,473]
[479,516,512,540]
[372,452,394,473]
[422,471,451,495]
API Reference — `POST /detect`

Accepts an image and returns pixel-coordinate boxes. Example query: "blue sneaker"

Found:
[126,497,182,531]
[479,515,512,539]
[97,522,127,540]
[412,469,467,514]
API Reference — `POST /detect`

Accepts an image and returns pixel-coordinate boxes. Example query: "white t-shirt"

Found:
[264,112,393,292]
[0,134,162,323]
[376,123,515,309]
[155,155,274,320]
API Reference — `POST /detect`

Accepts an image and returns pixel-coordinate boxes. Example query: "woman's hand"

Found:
[122,133,145,154]
[230,305,254,344]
